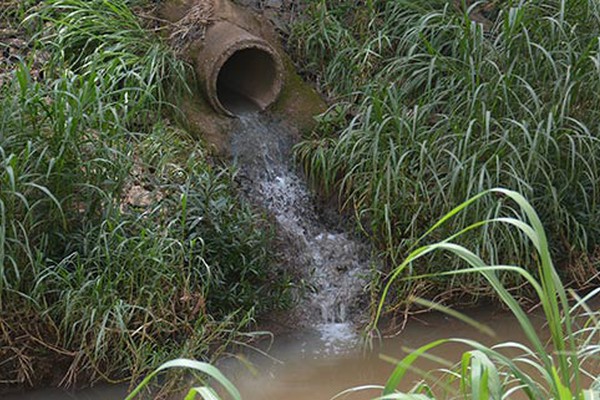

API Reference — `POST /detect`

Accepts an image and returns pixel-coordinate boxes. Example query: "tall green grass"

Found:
[0,0,289,389]
[31,0,191,126]
[130,190,599,399]
[293,0,600,301]
[366,188,600,399]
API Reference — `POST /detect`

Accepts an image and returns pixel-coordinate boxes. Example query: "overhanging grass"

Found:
[369,188,600,399]
[293,0,600,301]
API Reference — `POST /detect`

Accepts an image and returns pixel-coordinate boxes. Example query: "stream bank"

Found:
[5,306,549,400]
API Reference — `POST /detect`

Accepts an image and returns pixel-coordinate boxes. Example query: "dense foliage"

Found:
[293,0,600,300]
[371,189,600,399]
[0,0,288,387]
[134,190,600,399]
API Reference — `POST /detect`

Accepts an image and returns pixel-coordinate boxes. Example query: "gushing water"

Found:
[232,114,370,348]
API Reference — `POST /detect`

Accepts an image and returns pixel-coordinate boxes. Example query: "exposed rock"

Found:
[123,185,162,208]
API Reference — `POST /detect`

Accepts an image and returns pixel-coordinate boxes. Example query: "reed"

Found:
[293,0,600,301]
[0,0,289,388]
[368,188,600,399]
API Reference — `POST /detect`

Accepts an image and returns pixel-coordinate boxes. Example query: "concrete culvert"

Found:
[216,47,280,115]
[195,21,284,117]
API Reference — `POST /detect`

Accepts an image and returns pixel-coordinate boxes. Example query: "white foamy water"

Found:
[316,322,359,355]
[231,114,371,343]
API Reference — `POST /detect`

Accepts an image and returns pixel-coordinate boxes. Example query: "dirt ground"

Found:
[0,2,49,87]
[232,0,304,37]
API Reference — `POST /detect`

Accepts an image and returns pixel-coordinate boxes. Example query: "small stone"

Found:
[124,185,161,207]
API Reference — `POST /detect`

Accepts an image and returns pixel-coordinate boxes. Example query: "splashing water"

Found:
[231,113,372,351]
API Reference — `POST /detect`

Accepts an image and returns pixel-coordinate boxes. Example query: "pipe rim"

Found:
[207,39,284,117]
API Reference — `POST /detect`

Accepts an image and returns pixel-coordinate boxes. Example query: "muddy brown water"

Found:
[5,307,549,400]
[228,308,549,400]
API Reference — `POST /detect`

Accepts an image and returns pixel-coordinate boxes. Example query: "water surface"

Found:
[230,307,548,400]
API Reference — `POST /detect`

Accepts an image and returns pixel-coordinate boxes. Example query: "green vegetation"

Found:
[125,359,241,400]
[133,189,599,399]
[0,0,288,388]
[370,188,599,398]
[3,0,600,396]
[35,0,190,120]
[292,0,600,301]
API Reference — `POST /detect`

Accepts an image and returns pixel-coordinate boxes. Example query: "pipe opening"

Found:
[216,48,279,115]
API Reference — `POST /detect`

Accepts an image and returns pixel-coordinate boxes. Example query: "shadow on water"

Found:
[3,384,128,400]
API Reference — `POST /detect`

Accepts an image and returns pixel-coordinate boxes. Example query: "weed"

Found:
[0,0,288,389]
[368,188,600,398]
[293,0,600,302]
[30,0,192,127]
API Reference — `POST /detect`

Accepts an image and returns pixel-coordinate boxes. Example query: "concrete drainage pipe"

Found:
[195,21,284,116]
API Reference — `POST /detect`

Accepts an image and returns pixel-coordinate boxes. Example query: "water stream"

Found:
[231,112,371,346]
